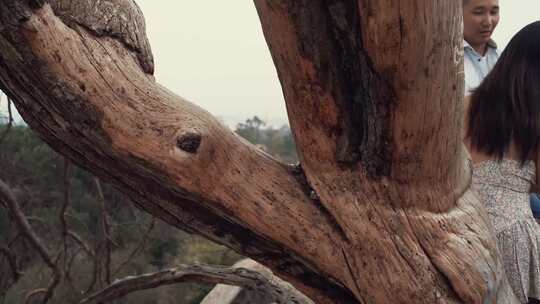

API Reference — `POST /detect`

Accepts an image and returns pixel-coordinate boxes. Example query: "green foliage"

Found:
[235,115,267,143]
[149,237,179,269]
[0,126,241,304]
[235,116,298,163]
[0,116,294,303]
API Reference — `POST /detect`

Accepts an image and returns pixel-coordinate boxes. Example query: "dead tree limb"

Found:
[80,263,313,304]
[95,178,113,285]
[0,179,61,303]
[0,245,23,283]
[0,1,518,302]
[60,158,71,274]
[112,217,155,277]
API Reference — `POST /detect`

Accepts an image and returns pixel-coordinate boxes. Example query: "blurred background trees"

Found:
[234,116,298,164]
[0,114,296,304]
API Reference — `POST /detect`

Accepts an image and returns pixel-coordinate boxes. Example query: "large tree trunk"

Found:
[0,1,517,303]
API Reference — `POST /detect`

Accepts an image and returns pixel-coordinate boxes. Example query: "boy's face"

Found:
[463,0,500,47]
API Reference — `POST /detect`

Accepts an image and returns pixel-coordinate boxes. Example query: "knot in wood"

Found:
[176,133,201,153]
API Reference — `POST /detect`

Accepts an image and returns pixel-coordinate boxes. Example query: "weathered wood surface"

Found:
[0,1,518,303]
[81,260,313,304]
[200,258,312,304]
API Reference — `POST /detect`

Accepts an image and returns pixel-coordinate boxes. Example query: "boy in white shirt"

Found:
[463,0,499,96]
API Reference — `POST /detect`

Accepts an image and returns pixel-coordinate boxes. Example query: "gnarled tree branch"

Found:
[0,0,519,303]
[80,262,313,304]
[0,1,353,302]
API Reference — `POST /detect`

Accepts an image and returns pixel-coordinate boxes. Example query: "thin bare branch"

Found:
[25,216,47,225]
[65,247,83,287]
[65,213,93,236]
[94,178,112,285]
[0,180,55,268]
[40,265,61,304]
[0,179,61,304]
[7,233,23,247]
[67,231,94,257]
[84,242,101,294]
[0,245,23,282]
[60,158,71,274]
[25,289,47,304]
[80,263,314,304]
[112,217,155,277]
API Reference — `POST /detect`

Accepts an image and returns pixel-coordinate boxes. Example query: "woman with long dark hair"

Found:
[465,21,540,303]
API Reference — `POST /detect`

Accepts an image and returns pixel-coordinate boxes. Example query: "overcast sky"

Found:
[1,1,539,127]
[491,0,540,48]
[135,1,286,127]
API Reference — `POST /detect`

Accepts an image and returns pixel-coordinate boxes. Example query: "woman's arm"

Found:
[534,145,540,193]
[463,96,472,152]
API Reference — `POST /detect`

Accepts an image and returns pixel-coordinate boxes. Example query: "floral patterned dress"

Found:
[472,159,540,303]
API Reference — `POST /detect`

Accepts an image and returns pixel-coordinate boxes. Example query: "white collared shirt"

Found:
[463,40,499,96]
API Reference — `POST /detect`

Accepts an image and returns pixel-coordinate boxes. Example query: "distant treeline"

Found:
[234,116,298,163]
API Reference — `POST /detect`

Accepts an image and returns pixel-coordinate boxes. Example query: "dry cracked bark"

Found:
[0,1,519,303]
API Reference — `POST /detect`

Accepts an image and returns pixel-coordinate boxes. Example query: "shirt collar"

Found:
[464,39,498,51]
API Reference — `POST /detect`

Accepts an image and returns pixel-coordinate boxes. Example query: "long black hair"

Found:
[467,21,540,163]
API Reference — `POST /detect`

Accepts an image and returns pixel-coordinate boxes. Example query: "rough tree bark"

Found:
[0,1,518,303]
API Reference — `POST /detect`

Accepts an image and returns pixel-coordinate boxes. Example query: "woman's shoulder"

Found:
[463,95,472,144]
